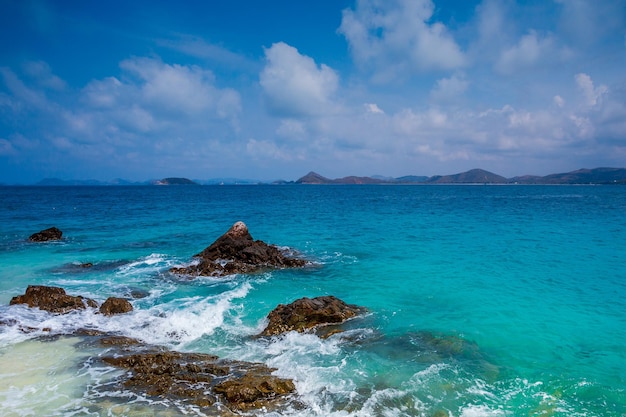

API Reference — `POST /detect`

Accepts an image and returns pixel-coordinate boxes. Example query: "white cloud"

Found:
[70,56,242,145]
[246,138,301,161]
[0,67,51,110]
[575,73,607,107]
[430,73,469,102]
[276,119,307,140]
[365,103,384,114]
[81,77,123,109]
[22,61,66,90]
[260,42,339,117]
[496,30,558,74]
[120,57,240,117]
[554,95,565,108]
[339,0,465,80]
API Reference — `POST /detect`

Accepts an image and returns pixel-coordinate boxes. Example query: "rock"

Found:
[126,287,150,299]
[10,285,98,314]
[214,373,296,410]
[28,227,63,242]
[99,335,142,346]
[99,297,133,316]
[170,221,306,277]
[259,296,365,337]
[102,351,296,411]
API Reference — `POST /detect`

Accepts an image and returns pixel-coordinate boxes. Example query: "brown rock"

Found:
[99,335,142,346]
[28,227,63,242]
[10,285,97,314]
[99,297,133,316]
[214,373,296,410]
[170,221,306,277]
[102,351,296,411]
[259,296,365,337]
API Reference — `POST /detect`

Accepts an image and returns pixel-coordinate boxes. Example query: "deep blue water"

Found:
[0,185,625,416]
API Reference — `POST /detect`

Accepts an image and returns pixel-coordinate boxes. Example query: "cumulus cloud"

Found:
[365,103,384,114]
[554,95,565,108]
[119,57,240,117]
[496,30,560,74]
[72,57,242,142]
[339,0,465,80]
[260,42,339,117]
[0,57,245,180]
[430,73,469,102]
[575,73,607,107]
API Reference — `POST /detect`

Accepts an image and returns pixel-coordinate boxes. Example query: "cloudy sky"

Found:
[1,0,625,183]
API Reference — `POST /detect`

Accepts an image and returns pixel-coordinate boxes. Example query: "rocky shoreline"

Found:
[4,222,367,414]
[6,284,366,413]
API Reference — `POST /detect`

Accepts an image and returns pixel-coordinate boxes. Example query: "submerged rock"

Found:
[170,221,306,277]
[10,285,97,314]
[99,297,133,316]
[28,227,63,242]
[99,335,142,346]
[259,296,365,337]
[102,351,296,411]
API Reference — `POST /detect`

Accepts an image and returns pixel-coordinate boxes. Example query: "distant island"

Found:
[294,168,626,185]
[14,167,626,186]
[152,177,198,185]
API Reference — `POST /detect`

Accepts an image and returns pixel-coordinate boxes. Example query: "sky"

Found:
[1,0,625,183]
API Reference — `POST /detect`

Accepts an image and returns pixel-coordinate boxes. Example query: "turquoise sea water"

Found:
[0,185,624,416]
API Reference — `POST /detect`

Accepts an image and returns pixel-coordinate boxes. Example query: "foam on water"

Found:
[120,282,252,348]
[0,337,91,416]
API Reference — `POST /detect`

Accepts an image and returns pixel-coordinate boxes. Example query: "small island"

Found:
[152,177,198,185]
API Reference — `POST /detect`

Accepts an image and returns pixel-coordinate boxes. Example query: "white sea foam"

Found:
[100,281,253,348]
[115,253,173,277]
[457,404,509,417]
[0,337,91,416]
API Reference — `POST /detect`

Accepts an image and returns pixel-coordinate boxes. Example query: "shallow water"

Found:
[0,185,625,416]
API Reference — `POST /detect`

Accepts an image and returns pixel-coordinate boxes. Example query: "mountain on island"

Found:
[510,167,626,184]
[425,169,508,184]
[152,177,198,185]
[295,172,386,184]
[295,167,626,185]
[23,167,626,186]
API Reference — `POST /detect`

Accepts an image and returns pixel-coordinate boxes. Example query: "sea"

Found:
[0,184,624,417]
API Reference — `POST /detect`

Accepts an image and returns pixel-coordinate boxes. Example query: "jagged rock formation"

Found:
[170,221,306,277]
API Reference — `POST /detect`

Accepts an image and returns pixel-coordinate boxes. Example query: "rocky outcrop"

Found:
[102,351,296,411]
[99,297,133,316]
[28,227,63,242]
[170,221,306,277]
[259,296,365,337]
[10,285,97,313]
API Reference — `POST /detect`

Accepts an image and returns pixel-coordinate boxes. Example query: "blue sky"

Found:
[1,0,625,183]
